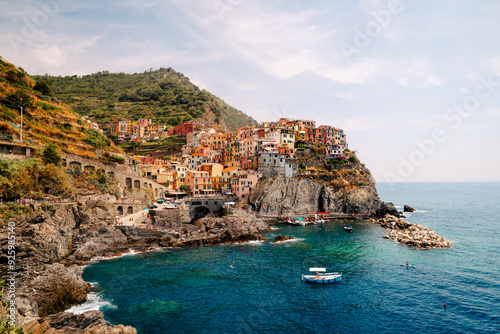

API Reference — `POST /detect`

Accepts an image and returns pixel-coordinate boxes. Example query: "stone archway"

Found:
[126,178,132,189]
[127,206,133,214]
[134,180,141,189]
[108,171,115,178]
[69,161,82,169]
[84,165,95,172]
[154,188,158,197]
[143,182,149,189]
[117,206,124,215]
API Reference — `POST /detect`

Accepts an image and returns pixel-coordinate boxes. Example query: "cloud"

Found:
[31,34,103,69]
[396,59,445,88]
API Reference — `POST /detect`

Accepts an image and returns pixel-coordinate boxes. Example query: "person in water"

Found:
[406,262,409,266]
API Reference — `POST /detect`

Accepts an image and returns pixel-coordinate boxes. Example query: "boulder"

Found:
[404,205,416,212]
[375,202,401,218]
[273,235,294,243]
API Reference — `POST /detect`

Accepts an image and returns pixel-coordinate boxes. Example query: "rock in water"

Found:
[273,235,294,242]
[404,205,416,212]
[375,202,402,218]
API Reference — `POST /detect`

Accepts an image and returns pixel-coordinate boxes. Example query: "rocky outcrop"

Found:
[172,208,269,247]
[0,201,165,333]
[375,202,402,218]
[247,175,381,215]
[404,205,416,212]
[379,214,451,248]
[273,235,294,243]
[44,311,137,333]
[0,201,269,333]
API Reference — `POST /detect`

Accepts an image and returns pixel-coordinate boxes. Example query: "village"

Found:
[108,118,349,198]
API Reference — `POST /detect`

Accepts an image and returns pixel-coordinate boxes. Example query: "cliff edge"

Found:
[247,159,382,215]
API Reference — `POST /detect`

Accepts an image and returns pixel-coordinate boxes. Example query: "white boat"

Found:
[315,219,327,224]
[302,268,342,283]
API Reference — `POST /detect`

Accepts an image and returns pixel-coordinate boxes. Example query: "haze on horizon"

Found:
[1,0,499,183]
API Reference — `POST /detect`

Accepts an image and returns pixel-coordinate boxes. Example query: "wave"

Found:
[269,226,281,230]
[273,238,305,244]
[233,240,266,246]
[90,249,142,263]
[66,291,116,314]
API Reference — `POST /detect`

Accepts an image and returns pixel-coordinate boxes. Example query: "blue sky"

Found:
[1,0,499,182]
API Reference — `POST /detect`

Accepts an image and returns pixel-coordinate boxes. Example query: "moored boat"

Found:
[302,268,342,283]
[344,224,353,232]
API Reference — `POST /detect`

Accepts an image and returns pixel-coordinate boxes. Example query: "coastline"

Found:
[0,201,270,333]
[1,193,452,333]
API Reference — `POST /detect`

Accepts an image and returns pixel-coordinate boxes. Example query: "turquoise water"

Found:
[81,183,500,333]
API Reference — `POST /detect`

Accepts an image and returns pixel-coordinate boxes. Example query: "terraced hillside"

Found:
[0,57,120,157]
[34,67,258,132]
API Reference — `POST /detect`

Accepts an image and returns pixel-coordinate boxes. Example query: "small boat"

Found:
[302,268,342,283]
[344,224,353,232]
[292,217,308,226]
[315,219,327,224]
[400,264,416,268]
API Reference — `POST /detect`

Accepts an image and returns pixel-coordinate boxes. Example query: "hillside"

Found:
[0,57,120,157]
[33,68,258,132]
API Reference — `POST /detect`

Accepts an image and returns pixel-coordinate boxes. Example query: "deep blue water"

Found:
[80,183,500,333]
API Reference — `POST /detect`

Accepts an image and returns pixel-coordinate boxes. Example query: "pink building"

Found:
[186,170,213,196]
[231,171,262,198]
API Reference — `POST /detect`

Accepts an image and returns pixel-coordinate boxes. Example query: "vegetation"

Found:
[40,144,61,166]
[0,158,71,201]
[33,68,258,132]
[1,280,28,334]
[0,57,122,156]
[83,128,113,149]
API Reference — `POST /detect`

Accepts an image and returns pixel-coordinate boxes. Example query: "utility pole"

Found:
[0,97,23,143]
[20,106,23,143]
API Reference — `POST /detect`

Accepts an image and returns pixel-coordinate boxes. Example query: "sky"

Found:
[1,0,500,183]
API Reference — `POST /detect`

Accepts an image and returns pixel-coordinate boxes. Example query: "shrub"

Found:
[83,128,111,149]
[41,144,61,166]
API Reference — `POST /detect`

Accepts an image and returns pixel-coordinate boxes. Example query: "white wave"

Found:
[233,240,266,246]
[415,209,428,213]
[273,238,305,244]
[269,226,281,230]
[66,292,116,314]
[90,249,142,263]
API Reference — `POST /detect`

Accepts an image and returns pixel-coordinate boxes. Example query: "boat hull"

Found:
[302,274,342,283]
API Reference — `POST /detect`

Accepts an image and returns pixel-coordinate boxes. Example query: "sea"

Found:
[69,182,500,333]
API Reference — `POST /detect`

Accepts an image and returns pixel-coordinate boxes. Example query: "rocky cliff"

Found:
[0,200,267,333]
[247,174,382,215]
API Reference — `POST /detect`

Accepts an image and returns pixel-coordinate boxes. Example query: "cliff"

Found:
[0,200,267,333]
[247,159,383,215]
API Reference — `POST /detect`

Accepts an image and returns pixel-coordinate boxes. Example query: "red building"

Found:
[169,120,204,136]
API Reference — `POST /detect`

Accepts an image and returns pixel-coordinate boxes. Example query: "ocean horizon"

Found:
[73,182,500,333]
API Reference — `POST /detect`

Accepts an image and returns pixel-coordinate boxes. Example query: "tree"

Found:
[41,144,61,166]
[34,80,53,96]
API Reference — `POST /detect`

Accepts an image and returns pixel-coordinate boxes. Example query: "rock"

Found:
[273,235,294,243]
[404,205,416,212]
[44,311,137,334]
[45,311,106,330]
[247,174,381,215]
[375,202,401,218]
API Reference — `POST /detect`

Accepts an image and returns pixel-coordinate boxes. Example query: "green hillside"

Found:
[34,68,258,132]
[0,57,120,157]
